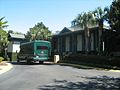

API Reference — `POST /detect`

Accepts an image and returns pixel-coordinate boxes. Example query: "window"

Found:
[37,46,48,50]
[14,41,20,44]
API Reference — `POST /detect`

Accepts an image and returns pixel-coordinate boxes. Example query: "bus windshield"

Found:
[37,46,48,50]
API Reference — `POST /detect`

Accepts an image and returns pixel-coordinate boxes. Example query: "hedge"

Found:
[63,54,120,68]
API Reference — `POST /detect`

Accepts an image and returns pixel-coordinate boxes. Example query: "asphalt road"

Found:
[0,61,120,90]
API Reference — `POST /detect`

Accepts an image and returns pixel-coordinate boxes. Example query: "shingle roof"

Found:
[9,33,25,39]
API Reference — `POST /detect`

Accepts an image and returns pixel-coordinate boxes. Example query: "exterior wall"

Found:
[13,42,20,53]
[7,41,20,53]
[7,41,20,61]
[7,42,13,53]
[52,27,105,56]
[7,34,26,61]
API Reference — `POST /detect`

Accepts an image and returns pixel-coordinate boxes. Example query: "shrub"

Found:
[63,54,120,67]
[0,57,4,63]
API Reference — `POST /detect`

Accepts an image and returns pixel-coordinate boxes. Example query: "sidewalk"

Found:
[0,62,13,75]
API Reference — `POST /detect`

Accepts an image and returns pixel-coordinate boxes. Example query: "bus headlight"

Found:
[36,56,39,58]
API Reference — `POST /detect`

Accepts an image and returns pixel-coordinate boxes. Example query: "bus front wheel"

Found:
[17,59,20,63]
[39,61,43,64]
[26,59,31,64]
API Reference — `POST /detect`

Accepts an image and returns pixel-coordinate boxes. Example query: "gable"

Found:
[60,27,72,34]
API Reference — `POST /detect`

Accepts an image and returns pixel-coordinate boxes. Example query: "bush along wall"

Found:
[62,54,120,69]
[0,57,4,63]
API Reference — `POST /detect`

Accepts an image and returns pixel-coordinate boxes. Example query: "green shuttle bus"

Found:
[17,40,51,63]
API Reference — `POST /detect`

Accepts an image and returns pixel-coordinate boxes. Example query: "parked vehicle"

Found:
[17,40,51,64]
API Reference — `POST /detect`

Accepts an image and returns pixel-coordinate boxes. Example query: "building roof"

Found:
[68,26,83,31]
[59,26,83,34]
[54,24,110,36]
[8,33,25,39]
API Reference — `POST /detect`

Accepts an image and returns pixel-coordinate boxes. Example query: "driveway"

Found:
[0,61,120,90]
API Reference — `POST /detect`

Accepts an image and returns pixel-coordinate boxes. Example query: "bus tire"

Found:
[17,59,20,63]
[39,61,43,64]
[26,58,31,64]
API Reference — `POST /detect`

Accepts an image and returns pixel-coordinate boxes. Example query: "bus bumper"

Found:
[33,57,48,61]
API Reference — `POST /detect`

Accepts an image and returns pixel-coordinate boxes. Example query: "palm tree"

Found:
[72,12,96,53]
[0,17,8,57]
[93,7,110,55]
[0,17,8,30]
[0,17,8,44]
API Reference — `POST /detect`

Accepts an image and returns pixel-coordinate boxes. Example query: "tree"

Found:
[109,0,120,32]
[0,17,8,56]
[0,30,8,46]
[0,17,8,30]
[107,0,120,53]
[0,17,8,46]
[93,7,110,54]
[26,22,52,41]
[8,30,14,34]
[72,12,96,53]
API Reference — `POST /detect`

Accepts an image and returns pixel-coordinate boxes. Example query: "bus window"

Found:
[37,46,48,50]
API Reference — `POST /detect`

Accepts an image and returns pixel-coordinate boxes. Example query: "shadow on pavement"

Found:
[38,76,120,90]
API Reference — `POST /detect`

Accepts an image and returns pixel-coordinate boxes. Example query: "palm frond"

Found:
[0,17,5,21]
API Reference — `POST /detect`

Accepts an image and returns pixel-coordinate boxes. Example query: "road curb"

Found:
[0,62,13,75]
[108,70,120,72]
[58,63,94,69]
[58,63,120,72]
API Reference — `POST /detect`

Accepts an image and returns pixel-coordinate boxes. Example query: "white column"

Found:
[102,41,104,52]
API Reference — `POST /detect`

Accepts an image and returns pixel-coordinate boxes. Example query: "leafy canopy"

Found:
[109,0,120,32]
[26,22,51,41]
[0,17,8,46]
[0,17,8,30]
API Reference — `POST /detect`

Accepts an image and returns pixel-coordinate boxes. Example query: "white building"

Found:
[7,33,26,61]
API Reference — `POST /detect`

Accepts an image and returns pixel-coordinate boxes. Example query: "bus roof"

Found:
[21,40,51,46]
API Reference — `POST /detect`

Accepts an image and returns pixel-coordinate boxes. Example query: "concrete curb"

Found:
[108,70,120,72]
[0,63,13,75]
[58,63,120,72]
